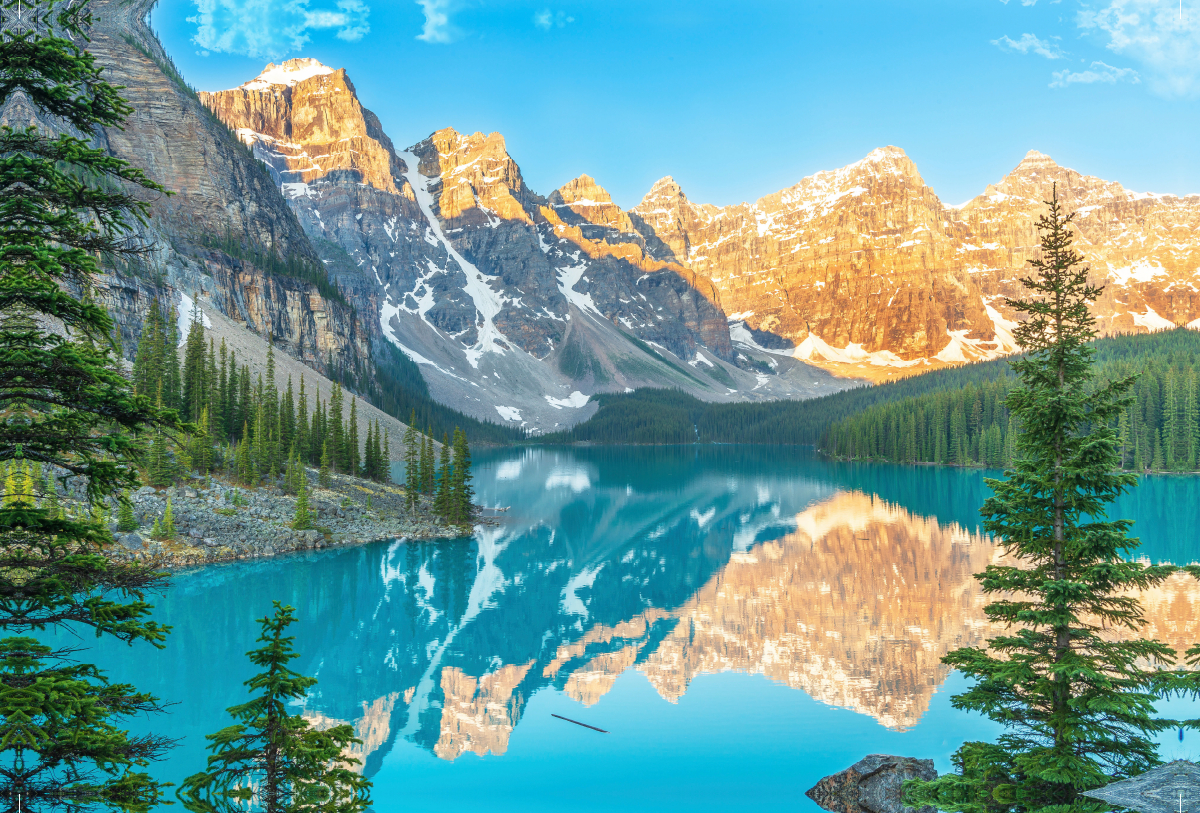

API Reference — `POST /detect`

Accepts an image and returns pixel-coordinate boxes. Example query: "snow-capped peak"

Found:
[239,58,334,91]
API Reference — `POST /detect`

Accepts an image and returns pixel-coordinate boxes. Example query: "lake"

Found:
[89,446,1200,812]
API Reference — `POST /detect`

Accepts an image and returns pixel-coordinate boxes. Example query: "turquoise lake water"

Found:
[86,447,1200,812]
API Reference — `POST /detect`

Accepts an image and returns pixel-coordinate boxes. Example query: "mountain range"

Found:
[91,2,1200,433]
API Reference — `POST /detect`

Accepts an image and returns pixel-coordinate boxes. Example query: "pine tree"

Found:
[182,295,206,422]
[177,604,370,813]
[219,340,230,437]
[362,420,374,480]
[328,384,344,473]
[161,495,176,539]
[207,338,220,441]
[419,429,433,493]
[906,186,1175,813]
[297,376,309,464]
[381,428,389,479]
[319,439,331,488]
[148,397,172,487]
[1186,368,1199,470]
[434,432,451,521]
[346,398,359,477]
[402,418,418,512]
[116,491,138,533]
[292,477,313,531]
[449,428,473,526]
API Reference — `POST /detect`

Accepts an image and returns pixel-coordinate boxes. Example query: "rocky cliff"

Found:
[200,55,1200,408]
[200,60,853,430]
[82,2,368,373]
[631,148,1200,381]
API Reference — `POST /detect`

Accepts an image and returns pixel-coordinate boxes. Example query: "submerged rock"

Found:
[806,754,937,813]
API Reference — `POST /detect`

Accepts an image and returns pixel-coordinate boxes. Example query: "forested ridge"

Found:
[536,359,1019,444]
[538,330,1200,451]
[824,328,1200,470]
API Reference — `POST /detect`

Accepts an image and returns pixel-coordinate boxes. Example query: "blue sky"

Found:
[149,0,1200,209]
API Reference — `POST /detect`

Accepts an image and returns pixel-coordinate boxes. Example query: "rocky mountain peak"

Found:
[1013,149,1059,173]
[550,174,614,206]
[641,176,685,203]
[842,145,922,184]
[240,58,335,91]
[201,60,402,194]
[413,128,537,223]
[548,174,632,232]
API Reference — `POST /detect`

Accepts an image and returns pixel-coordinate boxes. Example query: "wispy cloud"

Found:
[992,32,1065,58]
[534,8,574,30]
[189,0,370,60]
[416,0,458,43]
[1050,59,1141,87]
[1079,0,1200,97]
[999,0,1039,5]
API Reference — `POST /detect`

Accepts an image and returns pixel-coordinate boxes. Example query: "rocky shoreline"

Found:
[109,468,480,569]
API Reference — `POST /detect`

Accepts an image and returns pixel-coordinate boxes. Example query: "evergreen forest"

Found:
[823,328,1200,470]
[538,329,1200,463]
[134,298,393,485]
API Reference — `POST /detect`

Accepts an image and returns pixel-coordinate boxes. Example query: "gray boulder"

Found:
[118,533,144,551]
[806,755,937,813]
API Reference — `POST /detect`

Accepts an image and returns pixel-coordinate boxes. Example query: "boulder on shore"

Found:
[806,754,937,813]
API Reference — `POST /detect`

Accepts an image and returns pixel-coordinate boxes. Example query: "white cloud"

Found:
[1079,0,1200,97]
[189,0,370,60]
[534,8,574,30]
[992,32,1065,58]
[999,0,1040,5]
[416,0,457,43]
[1050,59,1141,86]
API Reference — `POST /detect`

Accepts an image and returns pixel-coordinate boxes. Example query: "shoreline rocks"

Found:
[108,467,482,570]
[806,755,937,813]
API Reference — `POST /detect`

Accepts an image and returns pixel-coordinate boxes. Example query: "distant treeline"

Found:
[536,330,1200,451]
[537,353,1022,445]
[823,328,1200,470]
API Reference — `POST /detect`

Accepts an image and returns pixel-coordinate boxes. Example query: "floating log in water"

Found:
[551,713,608,733]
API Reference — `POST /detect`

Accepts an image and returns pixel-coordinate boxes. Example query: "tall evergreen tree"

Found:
[906,187,1175,813]
[181,296,206,422]
[0,10,185,809]
[449,428,473,526]
[328,384,344,473]
[424,429,439,494]
[434,432,451,521]
[402,418,418,512]
[296,375,309,464]
[346,398,359,477]
[177,604,369,813]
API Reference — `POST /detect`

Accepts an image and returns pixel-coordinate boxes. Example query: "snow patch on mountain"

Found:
[240,58,334,90]
[556,256,602,318]
[495,406,523,422]
[401,150,509,368]
[177,292,212,346]
[545,391,590,409]
[1131,306,1177,332]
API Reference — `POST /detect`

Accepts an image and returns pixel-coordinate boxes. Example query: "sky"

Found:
[148,0,1200,210]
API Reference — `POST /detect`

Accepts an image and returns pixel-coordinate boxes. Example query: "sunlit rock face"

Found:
[200,60,404,196]
[633,149,994,365]
[199,64,834,429]
[957,151,1200,335]
[630,150,1200,381]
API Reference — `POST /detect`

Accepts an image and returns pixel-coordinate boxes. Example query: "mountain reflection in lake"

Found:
[91,446,1200,812]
